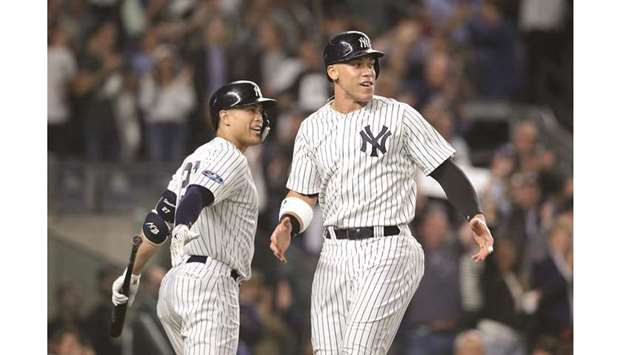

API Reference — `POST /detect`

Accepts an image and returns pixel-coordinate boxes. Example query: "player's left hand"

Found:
[270,217,293,263]
[171,224,199,267]
[469,213,494,263]
[111,268,141,306]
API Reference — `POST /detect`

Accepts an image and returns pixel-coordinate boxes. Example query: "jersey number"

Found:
[180,161,201,197]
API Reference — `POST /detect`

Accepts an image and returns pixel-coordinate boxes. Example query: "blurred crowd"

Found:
[48,0,573,354]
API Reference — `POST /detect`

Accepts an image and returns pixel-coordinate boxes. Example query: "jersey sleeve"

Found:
[165,169,181,196]
[189,149,247,205]
[286,123,321,194]
[401,104,456,175]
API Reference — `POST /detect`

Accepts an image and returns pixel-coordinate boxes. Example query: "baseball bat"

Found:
[110,235,143,338]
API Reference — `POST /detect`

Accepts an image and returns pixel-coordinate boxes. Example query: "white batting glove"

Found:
[170,224,199,267]
[111,268,141,306]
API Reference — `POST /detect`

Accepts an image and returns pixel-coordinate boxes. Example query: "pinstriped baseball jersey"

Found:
[287,95,455,354]
[286,95,455,228]
[165,137,258,280]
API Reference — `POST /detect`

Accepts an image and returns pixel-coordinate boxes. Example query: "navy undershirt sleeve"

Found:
[175,185,215,227]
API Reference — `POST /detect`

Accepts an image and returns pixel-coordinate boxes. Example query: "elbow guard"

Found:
[155,189,177,224]
[142,210,170,245]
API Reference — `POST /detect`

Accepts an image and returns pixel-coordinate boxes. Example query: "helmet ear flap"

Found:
[260,117,271,142]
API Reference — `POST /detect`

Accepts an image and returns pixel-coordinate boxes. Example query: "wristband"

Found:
[279,197,313,233]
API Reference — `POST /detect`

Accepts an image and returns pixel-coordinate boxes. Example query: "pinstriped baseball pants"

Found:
[157,258,240,355]
[311,228,425,355]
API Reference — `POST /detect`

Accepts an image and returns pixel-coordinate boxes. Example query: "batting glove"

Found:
[111,268,141,306]
[170,224,199,267]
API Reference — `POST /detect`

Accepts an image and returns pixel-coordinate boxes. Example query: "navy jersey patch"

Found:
[202,170,224,184]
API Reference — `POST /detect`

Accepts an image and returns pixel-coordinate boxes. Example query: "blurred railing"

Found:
[48,160,179,214]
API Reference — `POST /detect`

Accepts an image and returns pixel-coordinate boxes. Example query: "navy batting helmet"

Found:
[323,31,384,79]
[209,80,277,142]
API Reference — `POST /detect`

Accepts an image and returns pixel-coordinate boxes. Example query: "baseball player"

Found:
[111,80,277,354]
[270,31,495,355]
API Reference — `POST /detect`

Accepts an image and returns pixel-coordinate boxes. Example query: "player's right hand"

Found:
[270,217,293,263]
[171,224,200,267]
[111,269,141,306]
[469,214,494,263]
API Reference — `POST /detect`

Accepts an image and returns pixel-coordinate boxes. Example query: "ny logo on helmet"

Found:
[358,36,370,49]
[360,125,391,157]
[253,85,262,98]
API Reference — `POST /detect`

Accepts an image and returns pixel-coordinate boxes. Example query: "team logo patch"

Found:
[202,170,224,184]
[359,125,392,157]
[340,41,353,56]
[145,222,159,235]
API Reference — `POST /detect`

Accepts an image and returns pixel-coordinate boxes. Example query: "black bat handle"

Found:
[110,235,143,337]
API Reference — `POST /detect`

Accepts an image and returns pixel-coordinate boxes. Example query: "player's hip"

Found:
[157,259,241,322]
[319,224,423,267]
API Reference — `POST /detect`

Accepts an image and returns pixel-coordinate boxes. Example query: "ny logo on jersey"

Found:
[358,36,370,49]
[359,125,392,157]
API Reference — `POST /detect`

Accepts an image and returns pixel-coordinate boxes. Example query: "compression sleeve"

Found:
[429,159,482,221]
[175,184,215,227]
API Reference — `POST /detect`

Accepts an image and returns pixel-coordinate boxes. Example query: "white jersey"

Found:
[287,95,455,228]
[165,137,258,280]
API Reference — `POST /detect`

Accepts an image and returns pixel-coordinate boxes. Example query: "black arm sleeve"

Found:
[429,159,482,221]
[175,185,215,227]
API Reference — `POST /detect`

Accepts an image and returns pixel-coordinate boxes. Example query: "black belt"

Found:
[186,255,240,281]
[325,226,400,240]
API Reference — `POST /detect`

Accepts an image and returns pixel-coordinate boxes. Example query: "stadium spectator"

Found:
[138,45,195,161]
[465,0,521,98]
[115,67,141,162]
[129,27,160,78]
[278,40,330,113]
[398,206,463,355]
[498,120,556,177]
[187,16,235,145]
[83,264,122,355]
[519,0,571,104]
[479,150,516,227]
[454,329,485,355]
[424,98,471,166]
[49,326,95,355]
[48,24,77,159]
[478,238,528,355]
[458,222,485,327]
[48,283,86,340]
[497,172,547,283]
[73,21,123,161]
[529,219,573,349]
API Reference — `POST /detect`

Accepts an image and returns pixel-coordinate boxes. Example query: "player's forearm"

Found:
[430,158,482,221]
[132,233,161,275]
